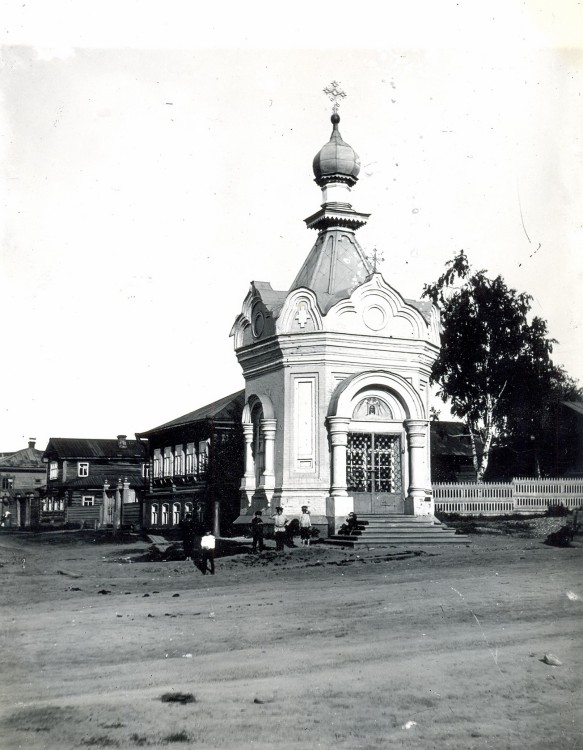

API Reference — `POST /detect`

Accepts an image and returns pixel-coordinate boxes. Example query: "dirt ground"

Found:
[1,520,582,750]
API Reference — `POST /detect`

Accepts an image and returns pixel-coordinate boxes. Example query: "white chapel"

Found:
[231,89,441,535]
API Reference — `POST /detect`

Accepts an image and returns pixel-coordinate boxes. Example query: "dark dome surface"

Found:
[312,114,360,187]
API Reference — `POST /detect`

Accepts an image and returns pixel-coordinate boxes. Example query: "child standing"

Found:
[299,505,312,546]
[271,507,289,551]
[200,530,216,575]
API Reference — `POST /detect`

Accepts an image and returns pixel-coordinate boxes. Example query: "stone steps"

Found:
[323,514,467,546]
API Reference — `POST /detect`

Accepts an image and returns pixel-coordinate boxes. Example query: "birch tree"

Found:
[423,251,560,482]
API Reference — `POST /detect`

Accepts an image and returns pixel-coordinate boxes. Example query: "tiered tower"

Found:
[231,85,440,534]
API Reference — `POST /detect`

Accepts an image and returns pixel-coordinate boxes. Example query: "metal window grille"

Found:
[347,433,402,493]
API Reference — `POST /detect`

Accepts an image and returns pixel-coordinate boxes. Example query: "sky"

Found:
[1,1,582,450]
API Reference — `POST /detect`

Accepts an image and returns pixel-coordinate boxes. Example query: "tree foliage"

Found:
[423,250,581,480]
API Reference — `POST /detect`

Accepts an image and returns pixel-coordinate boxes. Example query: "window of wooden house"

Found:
[163,448,174,477]
[161,503,169,525]
[82,496,94,507]
[153,449,161,478]
[78,462,89,477]
[185,502,193,516]
[173,502,181,525]
[185,443,196,475]
[198,440,209,476]
[125,489,137,503]
[151,504,159,525]
[174,446,184,475]
[1,476,14,490]
[49,462,58,480]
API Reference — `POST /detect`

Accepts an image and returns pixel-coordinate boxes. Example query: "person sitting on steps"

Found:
[338,511,358,536]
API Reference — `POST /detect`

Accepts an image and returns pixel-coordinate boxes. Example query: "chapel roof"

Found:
[289,229,372,301]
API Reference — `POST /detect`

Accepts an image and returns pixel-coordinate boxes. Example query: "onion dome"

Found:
[312,114,361,187]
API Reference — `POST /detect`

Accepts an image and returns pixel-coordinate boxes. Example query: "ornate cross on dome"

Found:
[323,81,347,114]
[367,247,385,273]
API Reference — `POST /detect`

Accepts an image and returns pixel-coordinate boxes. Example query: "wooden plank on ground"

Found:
[147,534,174,549]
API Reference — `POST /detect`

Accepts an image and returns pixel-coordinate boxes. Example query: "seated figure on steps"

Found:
[338,512,358,536]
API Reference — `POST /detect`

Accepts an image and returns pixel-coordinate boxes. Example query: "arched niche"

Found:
[329,370,426,422]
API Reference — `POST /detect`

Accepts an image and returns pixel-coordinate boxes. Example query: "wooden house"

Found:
[137,391,244,534]
[41,435,147,528]
[430,421,480,482]
[0,439,45,528]
[554,401,583,477]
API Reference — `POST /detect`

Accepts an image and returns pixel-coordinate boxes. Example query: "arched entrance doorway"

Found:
[346,394,405,513]
[328,370,431,518]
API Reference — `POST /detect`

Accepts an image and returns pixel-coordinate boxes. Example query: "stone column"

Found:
[113,479,122,533]
[121,478,130,527]
[404,419,433,516]
[101,481,110,528]
[240,423,256,507]
[327,417,351,496]
[326,417,353,536]
[260,419,277,502]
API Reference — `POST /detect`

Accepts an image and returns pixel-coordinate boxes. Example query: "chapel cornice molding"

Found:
[304,205,370,232]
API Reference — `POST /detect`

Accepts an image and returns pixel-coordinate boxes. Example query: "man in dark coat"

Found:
[251,510,264,552]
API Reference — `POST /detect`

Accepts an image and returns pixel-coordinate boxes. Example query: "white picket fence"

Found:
[433,477,583,516]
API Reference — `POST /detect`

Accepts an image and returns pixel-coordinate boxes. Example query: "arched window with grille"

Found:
[162,503,169,525]
[172,502,181,525]
[151,503,159,526]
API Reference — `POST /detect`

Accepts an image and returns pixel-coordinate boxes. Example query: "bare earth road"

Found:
[0,527,581,750]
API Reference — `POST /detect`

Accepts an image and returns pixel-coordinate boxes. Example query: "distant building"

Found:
[41,435,147,528]
[137,391,244,533]
[0,438,45,527]
[430,422,479,482]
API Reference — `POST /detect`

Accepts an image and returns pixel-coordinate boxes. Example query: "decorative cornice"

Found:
[304,205,370,232]
[235,329,438,379]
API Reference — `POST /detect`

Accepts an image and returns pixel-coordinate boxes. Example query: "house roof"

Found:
[562,400,583,417]
[431,421,479,457]
[0,446,45,469]
[43,438,146,461]
[139,390,245,436]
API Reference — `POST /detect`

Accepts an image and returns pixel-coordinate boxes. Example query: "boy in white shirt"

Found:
[271,507,289,552]
[299,506,312,546]
[200,530,216,575]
